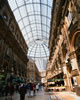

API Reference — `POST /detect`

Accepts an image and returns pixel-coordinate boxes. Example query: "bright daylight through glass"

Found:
[8,0,53,71]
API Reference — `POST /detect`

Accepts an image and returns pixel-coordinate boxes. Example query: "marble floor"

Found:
[0,90,80,100]
[0,90,51,100]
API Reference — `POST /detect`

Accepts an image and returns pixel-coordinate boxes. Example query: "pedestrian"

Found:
[30,83,34,97]
[16,84,19,93]
[19,84,26,100]
[26,82,31,97]
[36,83,39,92]
[33,83,36,96]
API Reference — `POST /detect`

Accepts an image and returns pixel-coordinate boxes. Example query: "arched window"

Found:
[74,32,80,50]
[74,32,80,70]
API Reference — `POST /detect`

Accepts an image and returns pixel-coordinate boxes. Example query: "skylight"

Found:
[8,0,53,71]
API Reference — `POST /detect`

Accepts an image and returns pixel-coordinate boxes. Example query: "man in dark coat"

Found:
[19,84,26,100]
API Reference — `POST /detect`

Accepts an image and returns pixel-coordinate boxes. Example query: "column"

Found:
[69,51,80,85]
[62,62,72,90]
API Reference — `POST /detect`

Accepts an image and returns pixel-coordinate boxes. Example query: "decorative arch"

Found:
[74,32,80,50]
[70,30,80,50]
[69,20,80,50]
[69,22,80,70]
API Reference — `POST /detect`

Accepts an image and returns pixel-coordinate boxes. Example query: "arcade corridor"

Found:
[0,0,80,100]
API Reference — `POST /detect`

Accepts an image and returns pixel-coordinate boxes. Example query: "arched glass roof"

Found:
[8,0,53,71]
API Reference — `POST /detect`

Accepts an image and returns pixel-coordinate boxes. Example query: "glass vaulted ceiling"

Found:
[8,0,53,71]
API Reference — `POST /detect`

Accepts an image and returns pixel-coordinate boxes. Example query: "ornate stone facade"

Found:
[27,61,41,83]
[46,0,80,91]
[0,0,28,81]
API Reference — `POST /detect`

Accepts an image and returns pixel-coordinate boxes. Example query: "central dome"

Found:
[8,0,53,70]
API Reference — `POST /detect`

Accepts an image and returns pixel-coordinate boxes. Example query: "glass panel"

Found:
[29,52,35,56]
[31,24,36,29]
[33,0,40,3]
[25,0,32,4]
[37,4,40,12]
[8,0,52,71]
[42,19,46,25]
[24,34,29,40]
[32,27,37,31]
[33,36,38,40]
[19,6,27,17]
[36,15,40,21]
[41,0,47,5]
[36,24,40,29]
[46,35,49,39]
[27,4,32,13]
[48,0,52,6]
[28,4,34,14]
[18,20,24,29]
[28,32,32,38]
[47,19,50,26]
[22,29,26,36]
[30,20,36,24]
[23,17,29,26]
[26,26,31,33]
[42,32,47,36]
[29,16,35,22]
[28,11,34,16]
[41,5,47,16]
[31,48,36,52]
[47,27,50,33]
[14,9,21,21]
[8,0,17,11]
[16,0,24,7]
[29,38,34,43]
[48,7,51,18]
[35,20,40,24]
[42,16,46,25]
[34,32,38,37]
[42,25,46,32]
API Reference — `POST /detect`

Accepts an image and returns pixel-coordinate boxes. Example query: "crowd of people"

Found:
[19,82,41,100]
[0,81,43,100]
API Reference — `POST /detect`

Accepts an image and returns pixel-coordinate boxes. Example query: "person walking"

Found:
[19,84,26,100]
[30,83,34,97]
[33,83,36,96]
[26,82,31,97]
[36,83,39,92]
